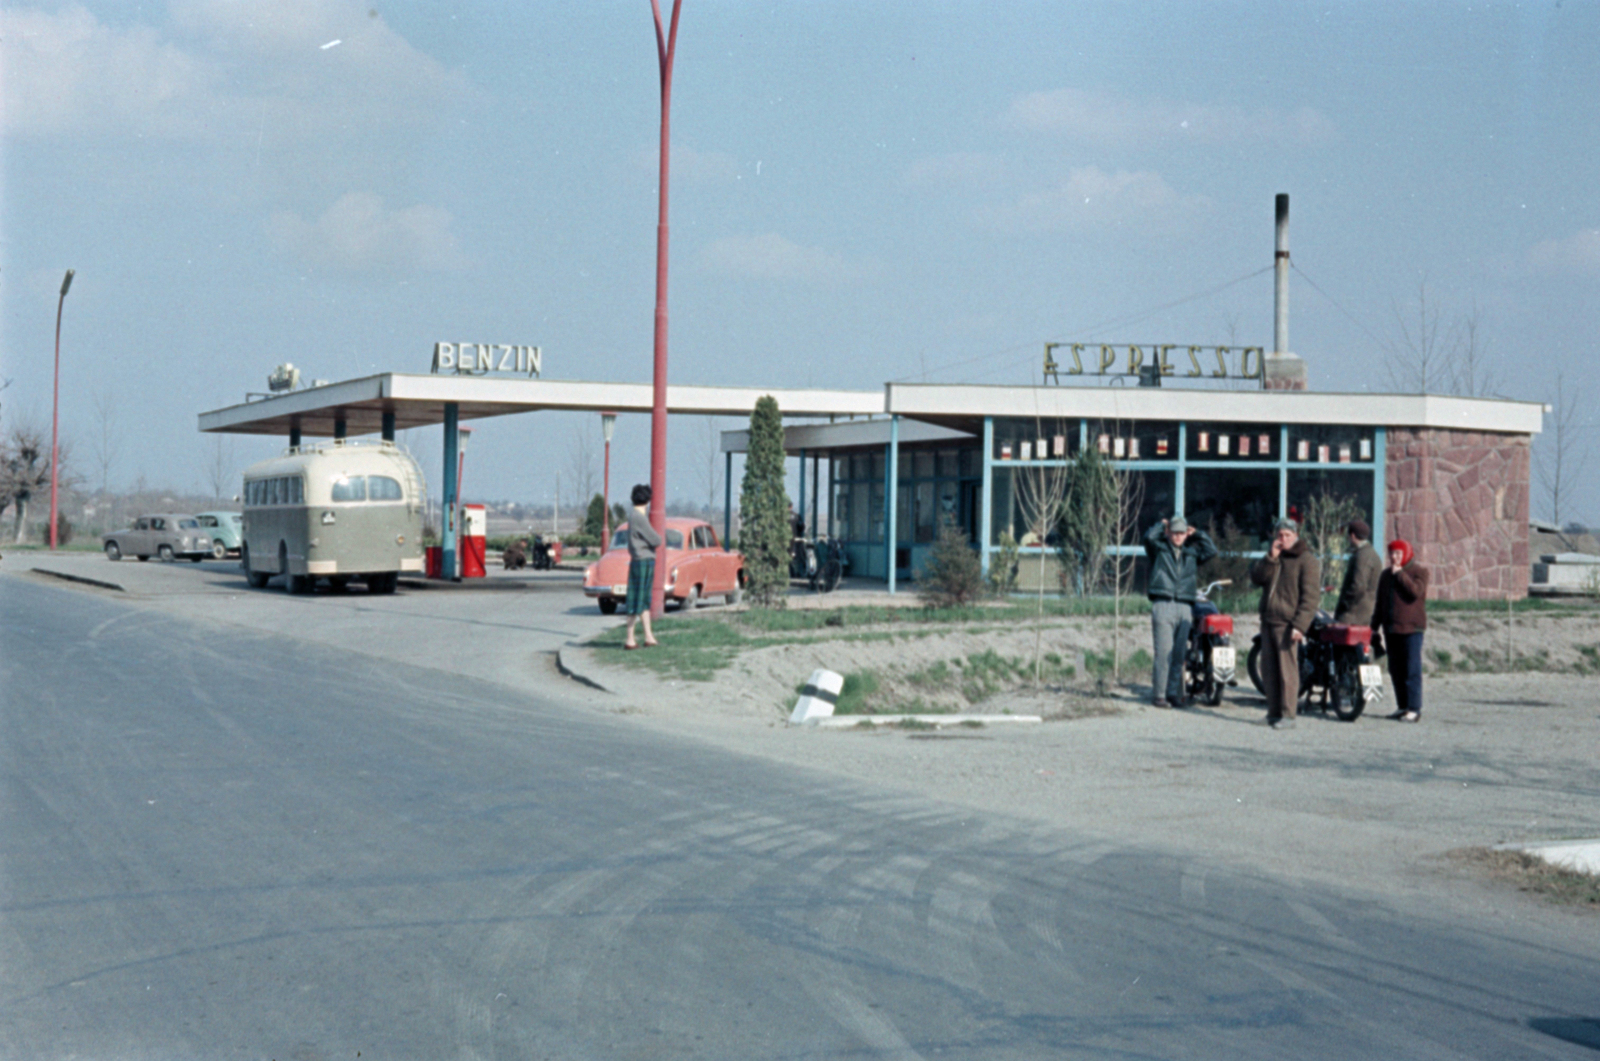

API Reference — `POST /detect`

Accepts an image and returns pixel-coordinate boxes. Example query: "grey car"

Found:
[102,514,210,562]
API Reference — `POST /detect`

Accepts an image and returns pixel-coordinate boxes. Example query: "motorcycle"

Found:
[790,536,818,582]
[809,536,848,593]
[1183,579,1238,706]
[528,534,555,571]
[1247,609,1384,721]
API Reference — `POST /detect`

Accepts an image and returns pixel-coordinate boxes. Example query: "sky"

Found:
[3,1,1597,524]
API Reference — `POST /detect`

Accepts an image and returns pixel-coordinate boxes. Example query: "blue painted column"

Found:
[886,416,900,594]
[980,416,994,578]
[289,422,301,450]
[1278,424,1291,520]
[382,410,396,442]
[1175,422,1188,514]
[442,403,459,580]
[724,451,733,546]
[810,453,820,539]
[1373,427,1387,542]
[334,416,347,441]
[797,448,806,535]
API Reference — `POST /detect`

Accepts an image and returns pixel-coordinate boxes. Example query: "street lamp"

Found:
[648,0,683,617]
[601,412,617,548]
[49,269,75,550]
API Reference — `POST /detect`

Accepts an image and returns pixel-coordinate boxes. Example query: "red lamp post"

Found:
[648,0,682,618]
[601,412,617,548]
[49,269,75,550]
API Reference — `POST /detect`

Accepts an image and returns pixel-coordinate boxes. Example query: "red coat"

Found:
[1373,562,1429,634]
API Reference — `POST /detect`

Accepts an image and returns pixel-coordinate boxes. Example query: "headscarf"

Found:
[1386,539,1413,567]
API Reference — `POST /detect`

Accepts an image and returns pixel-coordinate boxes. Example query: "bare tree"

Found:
[1384,276,1452,394]
[1015,418,1073,686]
[204,434,237,503]
[1536,371,1589,526]
[1,424,68,543]
[698,416,723,521]
[1447,300,1501,398]
[1107,448,1146,684]
[565,422,598,515]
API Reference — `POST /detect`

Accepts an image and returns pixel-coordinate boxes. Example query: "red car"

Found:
[583,517,745,614]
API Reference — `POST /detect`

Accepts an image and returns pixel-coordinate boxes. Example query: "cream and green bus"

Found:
[241,440,426,594]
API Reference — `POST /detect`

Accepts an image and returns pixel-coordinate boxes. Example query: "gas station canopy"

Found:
[198,373,885,438]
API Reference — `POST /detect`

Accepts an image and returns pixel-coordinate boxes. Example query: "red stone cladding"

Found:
[1384,429,1531,601]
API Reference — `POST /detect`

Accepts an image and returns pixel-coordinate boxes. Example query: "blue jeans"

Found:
[1386,630,1424,715]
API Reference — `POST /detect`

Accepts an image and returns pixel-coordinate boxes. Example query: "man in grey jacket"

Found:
[1333,518,1381,628]
[1143,515,1218,707]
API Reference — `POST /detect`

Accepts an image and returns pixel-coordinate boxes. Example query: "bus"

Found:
[240,439,426,594]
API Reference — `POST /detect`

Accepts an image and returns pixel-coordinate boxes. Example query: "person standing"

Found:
[623,483,661,650]
[1333,518,1382,628]
[1249,517,1321,729]
[1143,515,1218,707]
[1373,538,1429,722]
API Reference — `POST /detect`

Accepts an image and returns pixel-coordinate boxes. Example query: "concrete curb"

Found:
[31,568,126,592]
[555,645,614,693]
[807,714,1042,729]
[1499,839,1600,876]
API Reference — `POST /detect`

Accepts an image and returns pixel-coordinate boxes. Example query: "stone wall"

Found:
[1385,429,1530,600]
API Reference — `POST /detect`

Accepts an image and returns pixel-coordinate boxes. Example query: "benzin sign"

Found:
[432,342,542,377]
[1045,343,1264,381]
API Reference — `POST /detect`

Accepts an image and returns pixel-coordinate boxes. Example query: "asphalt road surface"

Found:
[4,574,1598,1059]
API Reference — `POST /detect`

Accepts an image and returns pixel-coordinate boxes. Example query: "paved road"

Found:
[3,574,1599,1059]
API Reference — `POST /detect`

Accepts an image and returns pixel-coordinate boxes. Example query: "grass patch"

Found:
[834,670,881,715]
[1450,847,1600,907]
[591,619,748,682]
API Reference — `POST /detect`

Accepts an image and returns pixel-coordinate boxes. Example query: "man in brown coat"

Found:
[1333,518,1382,628]
[1249,517,1322,729]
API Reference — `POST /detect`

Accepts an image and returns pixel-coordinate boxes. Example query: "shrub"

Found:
[738,395,791,608]
[988,530,1020,597]
[920,522,985,608]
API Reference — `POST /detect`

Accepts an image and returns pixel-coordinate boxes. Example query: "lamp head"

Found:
[602,412,616,443]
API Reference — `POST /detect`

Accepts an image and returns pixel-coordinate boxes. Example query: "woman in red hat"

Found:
[1372,538,1430,722]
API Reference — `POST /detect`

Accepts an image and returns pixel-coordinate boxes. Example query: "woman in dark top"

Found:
[624,483,662,649]
[1372,538,1429,722]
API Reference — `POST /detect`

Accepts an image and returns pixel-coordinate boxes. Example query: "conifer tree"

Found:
[739,395,791,608]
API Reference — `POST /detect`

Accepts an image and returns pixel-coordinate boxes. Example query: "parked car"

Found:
[582,517,744,614]
[194,511,244,559]
[101,514,210,562]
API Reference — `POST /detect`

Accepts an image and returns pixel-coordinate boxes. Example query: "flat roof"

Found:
[198,373,885,437]
[885,383,1546,435]
[721,418,974,455]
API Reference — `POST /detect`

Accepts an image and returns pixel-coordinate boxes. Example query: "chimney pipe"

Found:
[1274,193,1289,354]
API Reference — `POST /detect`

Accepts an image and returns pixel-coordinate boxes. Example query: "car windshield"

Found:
[179,519,199,529]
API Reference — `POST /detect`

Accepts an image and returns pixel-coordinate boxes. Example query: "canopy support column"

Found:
[442,403,459,580]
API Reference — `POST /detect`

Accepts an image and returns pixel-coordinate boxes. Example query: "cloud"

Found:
[266,192,467,274]
[903,152,1008,190]
[1005,88,1335,147]
[698,233,879,283]
[1,1,474,139]
[977,166,1209,234]
[1527,228,1600,275]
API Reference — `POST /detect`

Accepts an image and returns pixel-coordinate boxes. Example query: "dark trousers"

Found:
[1386,630,1424,716]
[1259,622,1299,721]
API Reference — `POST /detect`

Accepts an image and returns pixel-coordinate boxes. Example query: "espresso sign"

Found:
[432,342,542,377]
[1044,343,1263,381]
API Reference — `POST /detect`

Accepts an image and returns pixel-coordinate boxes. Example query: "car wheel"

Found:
[136,555,149,562]
[104,541,121,561]
[598,597,619,615]
[158,544,175,562]
[211,539,228,560]
[684,584,701,610]
[725,584,742,606]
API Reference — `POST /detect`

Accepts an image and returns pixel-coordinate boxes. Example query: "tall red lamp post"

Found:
[49,268,75,550]
[648,0,682,617]
[601,412,617,548]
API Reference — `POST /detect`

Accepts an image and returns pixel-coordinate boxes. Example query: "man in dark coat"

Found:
[1143,515,1218,707]
[1333,518,1382,628]
[1249,517,1321,729]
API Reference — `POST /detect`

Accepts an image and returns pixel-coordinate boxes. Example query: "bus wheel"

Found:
[368,573,398,595]
[242,546,270,588]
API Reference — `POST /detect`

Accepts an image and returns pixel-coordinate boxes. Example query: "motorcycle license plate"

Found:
[1359,664,1383,687]
[1211,647,1236,672]
[612,584,627,595]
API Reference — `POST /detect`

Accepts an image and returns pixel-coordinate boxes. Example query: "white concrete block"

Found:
[790,669,843,725]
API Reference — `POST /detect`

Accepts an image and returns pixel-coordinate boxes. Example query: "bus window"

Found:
[368,475,404,501]
[290,477,303,504]
[331,476,366,502]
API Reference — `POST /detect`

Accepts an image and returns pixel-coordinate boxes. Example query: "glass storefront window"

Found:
[1185,468,1280,543]
[1288,425,1374,465]
[1086,420,1179,462]
[992,417,1077,462]
[1287,469,1375,528]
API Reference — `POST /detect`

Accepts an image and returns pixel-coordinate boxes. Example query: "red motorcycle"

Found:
[1248,610,1384,721]
[1183,580,1238,706]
